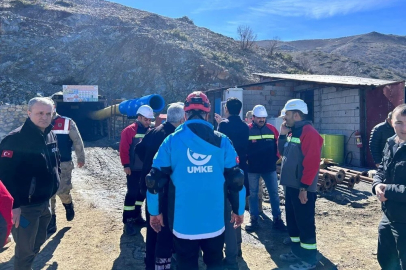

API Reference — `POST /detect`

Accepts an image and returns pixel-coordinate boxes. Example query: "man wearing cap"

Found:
[119,105,154,235]
[246,105,285,232]
[278,99,323,270]
[146,91,245,270]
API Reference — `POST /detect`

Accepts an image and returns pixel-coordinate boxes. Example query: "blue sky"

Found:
[109,0,406,41]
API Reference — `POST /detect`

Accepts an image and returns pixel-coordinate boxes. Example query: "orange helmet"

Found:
[184,91,210,113]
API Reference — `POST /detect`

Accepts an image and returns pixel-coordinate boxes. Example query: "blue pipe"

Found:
[118,94,165,117]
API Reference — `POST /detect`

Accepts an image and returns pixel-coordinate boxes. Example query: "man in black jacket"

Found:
[369,111,395,167]
[136,103,185,270]
[0,97,60,270]
[373,103,406,270]
[216,97,248,269]
[246,105,284,232]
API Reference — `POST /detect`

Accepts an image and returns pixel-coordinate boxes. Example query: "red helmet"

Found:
[184,91,211,112]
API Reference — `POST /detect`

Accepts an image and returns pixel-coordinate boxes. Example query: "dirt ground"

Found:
[0,140,382,270]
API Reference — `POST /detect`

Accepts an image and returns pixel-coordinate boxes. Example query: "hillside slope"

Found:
[0,0,299,104]
[257,32,406,81]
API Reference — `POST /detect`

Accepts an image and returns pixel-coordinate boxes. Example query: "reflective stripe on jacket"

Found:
[247,123,279,173]
[119,121,149,171]
[278,121,323,192]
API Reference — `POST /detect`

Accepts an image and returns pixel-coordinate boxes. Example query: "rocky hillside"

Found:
[257,32,406,81]
[0,0,301,104]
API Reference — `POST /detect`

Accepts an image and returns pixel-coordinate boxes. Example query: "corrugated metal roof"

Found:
[253,73,403,87]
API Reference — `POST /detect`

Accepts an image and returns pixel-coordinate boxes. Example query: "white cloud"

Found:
[249,0,400,19]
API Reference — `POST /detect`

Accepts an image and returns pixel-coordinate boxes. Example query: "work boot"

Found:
[245,217,259,232]
[124,222,138,236]
[63,202,75,221]
[280,251,299,262]
[273,216,286,231]
[47,214,57,235]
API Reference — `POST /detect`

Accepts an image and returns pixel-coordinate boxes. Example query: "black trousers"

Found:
[285,187,317,264]
[378,215,406,270]
[12,201,51,270]
[145,204,173,270]
[173,233,225,270]
[123,171,145,223]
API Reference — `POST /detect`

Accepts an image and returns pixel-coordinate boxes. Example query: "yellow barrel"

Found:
[320,134,345,164]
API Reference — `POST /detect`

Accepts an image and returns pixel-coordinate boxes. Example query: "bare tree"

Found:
[237,25,257,50]
[267,36,280,57]
[296,54,312,72]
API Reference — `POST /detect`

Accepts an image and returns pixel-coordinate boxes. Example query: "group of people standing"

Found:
[1,91,405,270]
[119,91,323,270]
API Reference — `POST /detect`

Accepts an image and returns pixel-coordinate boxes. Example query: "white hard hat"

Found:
[137,105,154,119]
[252,105,268,118]
[280,99,308,117]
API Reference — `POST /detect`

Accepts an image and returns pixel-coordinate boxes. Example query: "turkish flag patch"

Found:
[236,156,240,164]
[1,150,13,158]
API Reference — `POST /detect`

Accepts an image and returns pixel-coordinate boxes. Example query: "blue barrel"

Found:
[119,94,165,117]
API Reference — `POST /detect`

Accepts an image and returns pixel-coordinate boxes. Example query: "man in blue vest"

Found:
[47,101,85,234]
[146,91,245,270]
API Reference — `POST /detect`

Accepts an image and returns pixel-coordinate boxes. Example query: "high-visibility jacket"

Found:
[247,123,279,173]
[119,120,149,171]
[278,121,323,192]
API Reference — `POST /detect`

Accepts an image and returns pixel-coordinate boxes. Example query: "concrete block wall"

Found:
[313,87,362,166]
[0,105,28,141]
[242,83,294,118]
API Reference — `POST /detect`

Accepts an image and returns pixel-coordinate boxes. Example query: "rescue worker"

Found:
[245,109,266,212]
[0,179,13,248]
[278,99,323,270]
[216,97,248,269]
[47,103,85,234]
[246,105,285,232]
[0,97,60,270]
[136,103,185,270]
[369,111,395,167]
[119,105,154,235]
[373,103,406,270]
[146,91,245,270]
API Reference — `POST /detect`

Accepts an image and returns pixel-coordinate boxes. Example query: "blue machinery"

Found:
[88,94,165,120]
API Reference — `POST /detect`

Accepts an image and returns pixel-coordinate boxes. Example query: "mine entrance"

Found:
[52,93,108,141]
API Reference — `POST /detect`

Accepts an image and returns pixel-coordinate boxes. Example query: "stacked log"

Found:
[277,164,374,193]
[324,166,374,190]
[317,171,337,193]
